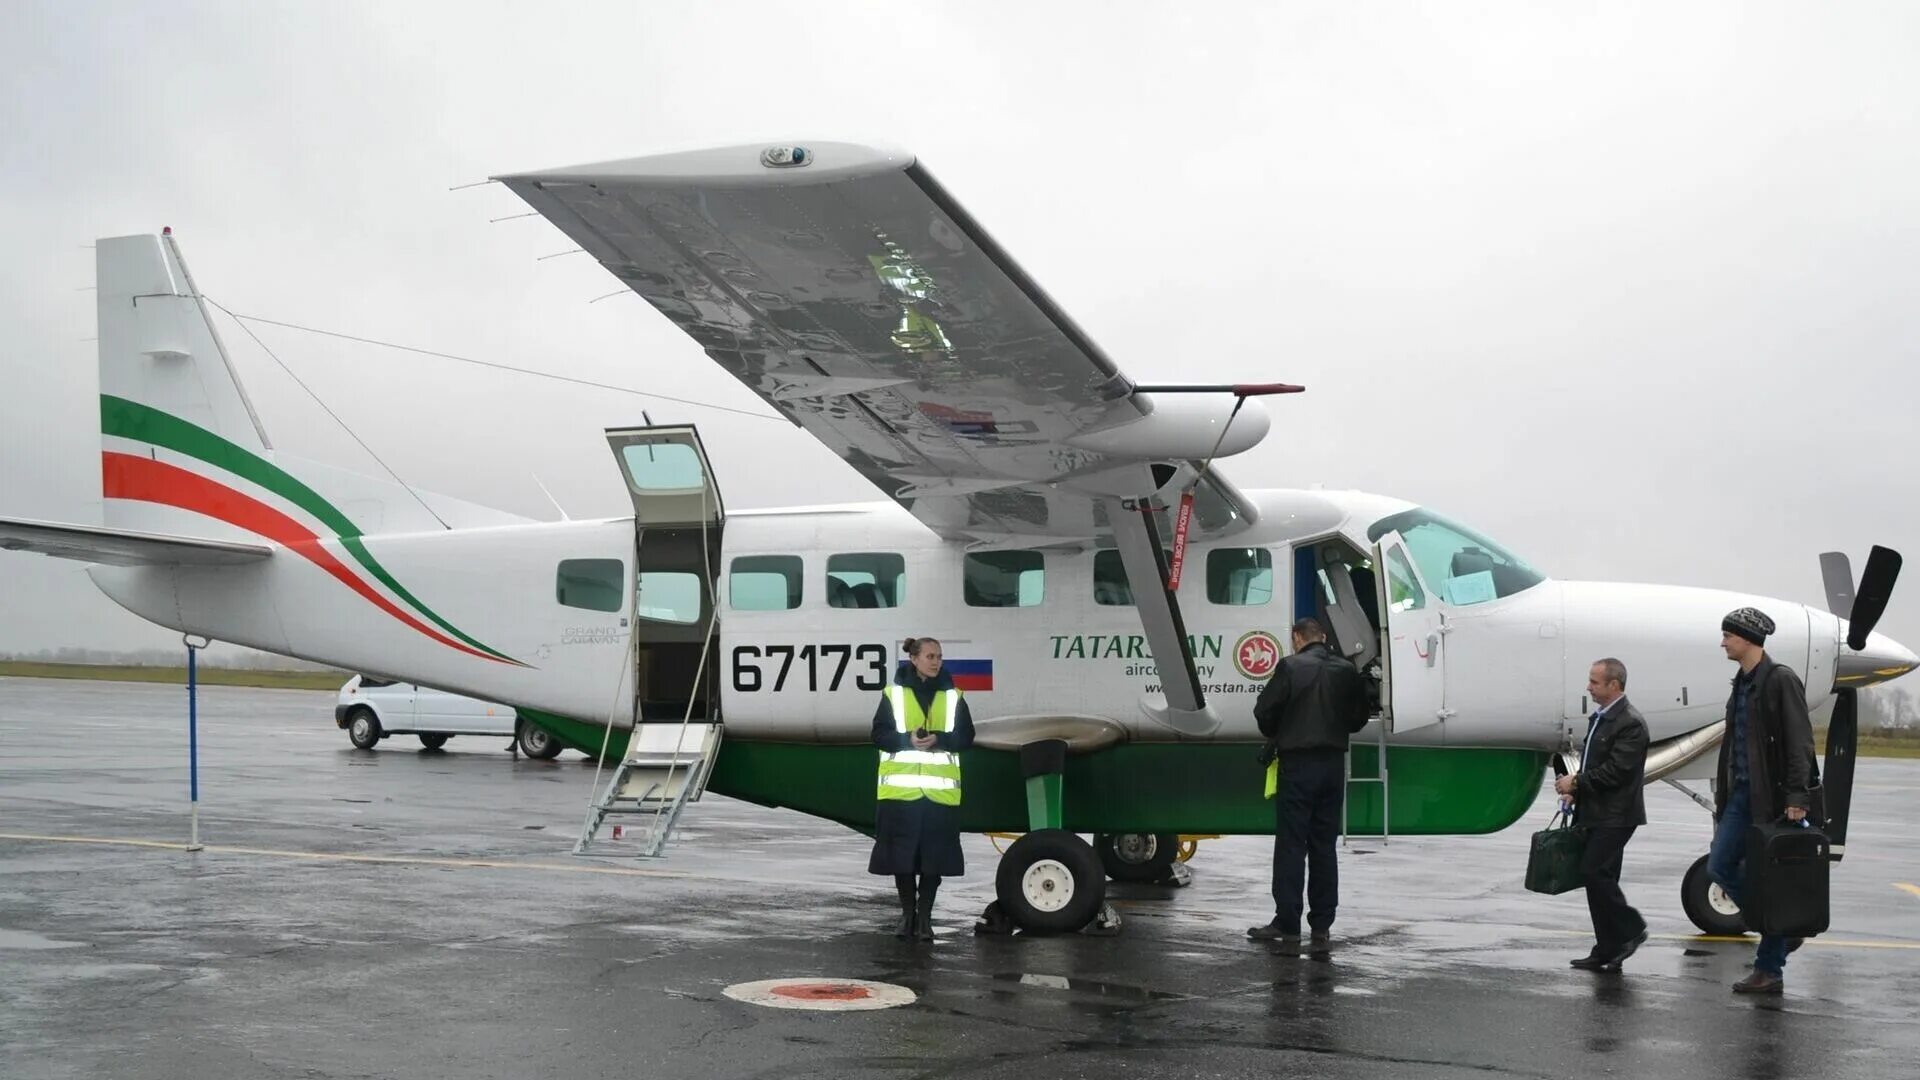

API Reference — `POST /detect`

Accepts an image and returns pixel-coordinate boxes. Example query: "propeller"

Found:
[1846,546,1903,651]
[1817,544,1903,861]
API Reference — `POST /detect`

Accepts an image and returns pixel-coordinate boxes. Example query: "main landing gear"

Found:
[976,740,1122,937]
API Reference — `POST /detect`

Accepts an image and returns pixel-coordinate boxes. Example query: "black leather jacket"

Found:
[1255,641,1369,754]
[1572,697,1649,828]
[1712,655,1816,823]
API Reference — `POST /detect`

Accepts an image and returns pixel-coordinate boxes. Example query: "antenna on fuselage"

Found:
[530,473,573,522]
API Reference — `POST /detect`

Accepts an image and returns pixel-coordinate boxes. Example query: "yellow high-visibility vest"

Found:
[877,684,963,806]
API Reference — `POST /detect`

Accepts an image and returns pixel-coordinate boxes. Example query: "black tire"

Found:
[1095,833,1180,883]
[419,733,450,750]
[994,830,1106,933]
[347,708,383,750]
[1682,853,1747,936]
[516,718,563,760]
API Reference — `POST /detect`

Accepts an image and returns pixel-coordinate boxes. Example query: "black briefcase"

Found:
[1743,821,1830,937]
[1524,808,1587,896]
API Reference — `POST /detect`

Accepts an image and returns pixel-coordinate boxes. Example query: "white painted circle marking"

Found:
[723,978,916,1011]
[1022,858,1075,912]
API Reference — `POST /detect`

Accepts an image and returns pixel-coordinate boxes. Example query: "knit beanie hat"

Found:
[1722,607,1775,646]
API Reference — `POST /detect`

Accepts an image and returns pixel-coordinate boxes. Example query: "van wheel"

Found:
[1095,832,1179,882]
[517,719,563,760]
[347,708,382,750]
[1682,853,1747,935]
[419,733,450,750]
[994,830,1105,933]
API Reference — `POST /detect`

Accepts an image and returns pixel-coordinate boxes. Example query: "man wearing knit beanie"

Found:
[1709,605,1817,995]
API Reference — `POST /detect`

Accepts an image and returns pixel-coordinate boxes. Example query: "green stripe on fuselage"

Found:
[100,395,517,664]
[522,705,1545,837]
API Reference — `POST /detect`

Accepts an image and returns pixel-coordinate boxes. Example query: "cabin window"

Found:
[637,571,703,624]
[1207,548,1273,605]
[619,442,706,491]
[730,555,803,611]
[1384,545,1426,612]
[827,553,905,609]
[964,551,1044,608]
[556,558,624,613]
[1092,548,1173,606]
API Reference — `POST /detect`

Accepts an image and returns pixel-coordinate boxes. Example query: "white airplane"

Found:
[2,143,1912,935]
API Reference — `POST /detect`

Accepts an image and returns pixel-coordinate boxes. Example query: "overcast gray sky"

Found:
[2,1,1916,662]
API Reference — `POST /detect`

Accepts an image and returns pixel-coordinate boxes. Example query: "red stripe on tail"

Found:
[101,452,503,664]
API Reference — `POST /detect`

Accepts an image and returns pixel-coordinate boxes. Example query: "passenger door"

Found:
[605,426,726,723]
[1372,535,1448,732]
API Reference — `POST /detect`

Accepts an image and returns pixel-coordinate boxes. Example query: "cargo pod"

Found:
[606,426,724,724]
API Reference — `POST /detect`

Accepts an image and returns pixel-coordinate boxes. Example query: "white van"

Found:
[334,674,563,757]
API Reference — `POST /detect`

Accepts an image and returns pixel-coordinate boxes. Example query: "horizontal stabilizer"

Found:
[0,517,272,566]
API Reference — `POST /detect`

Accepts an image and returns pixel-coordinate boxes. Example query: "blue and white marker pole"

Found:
[184,634,210,852]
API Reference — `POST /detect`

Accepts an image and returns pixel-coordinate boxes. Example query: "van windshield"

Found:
[1366,507,1545,606]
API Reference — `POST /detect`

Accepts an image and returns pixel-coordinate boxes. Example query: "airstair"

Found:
[1341,716,1391,849]
[573,721,723,858]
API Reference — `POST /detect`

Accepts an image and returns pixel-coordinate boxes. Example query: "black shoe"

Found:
[1604,929,1649,967]
[895,911,915,939]
[1309,931,1332,952]
[1570,953,1608,971]
[1247,922,1300,942]
[914,896,936,942]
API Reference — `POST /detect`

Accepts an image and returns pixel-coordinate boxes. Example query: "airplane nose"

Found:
[1836,629,1920,689]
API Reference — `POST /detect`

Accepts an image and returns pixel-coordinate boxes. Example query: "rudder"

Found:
[96,232,271,533]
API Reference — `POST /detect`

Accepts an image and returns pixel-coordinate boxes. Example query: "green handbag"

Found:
[1524,807,1589,895]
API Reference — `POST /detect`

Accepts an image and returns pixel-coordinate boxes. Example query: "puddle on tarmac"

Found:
[0,928,86,951]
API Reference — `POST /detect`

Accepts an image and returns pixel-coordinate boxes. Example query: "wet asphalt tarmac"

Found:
[3,676,1918,1079]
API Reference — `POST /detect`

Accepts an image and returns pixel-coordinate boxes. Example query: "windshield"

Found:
[1366,507,1546,605]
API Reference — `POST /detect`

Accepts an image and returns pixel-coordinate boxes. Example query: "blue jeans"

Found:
[1707,789,1790,975]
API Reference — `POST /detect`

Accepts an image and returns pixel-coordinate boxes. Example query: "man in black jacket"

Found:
[1554,658,1650,971]
[1248,618,1370,949]
[1708,607,1817,995]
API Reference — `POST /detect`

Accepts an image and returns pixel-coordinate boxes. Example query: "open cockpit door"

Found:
[606,426,724,723]
[1372,534,1449,733]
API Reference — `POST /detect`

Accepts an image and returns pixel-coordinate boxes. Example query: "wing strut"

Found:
[1105,498,1218,735]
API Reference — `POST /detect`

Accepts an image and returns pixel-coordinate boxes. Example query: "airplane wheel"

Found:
[1094,832,1179,882]
[1682,853,1747,936]
[347,708,382,750]
[419,733,450,750]
[994,829,1105,933]
[516,719,563,760]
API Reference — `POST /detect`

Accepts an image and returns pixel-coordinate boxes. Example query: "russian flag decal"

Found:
[945,658,994,692]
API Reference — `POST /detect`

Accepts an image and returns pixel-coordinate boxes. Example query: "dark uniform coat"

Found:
[867,666,976,877]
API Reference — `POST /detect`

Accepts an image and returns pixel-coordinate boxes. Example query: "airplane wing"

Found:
[497,143,1275,549]
[0,517,273,566]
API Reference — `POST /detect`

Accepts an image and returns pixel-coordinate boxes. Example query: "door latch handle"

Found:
[1424,632,1441,667]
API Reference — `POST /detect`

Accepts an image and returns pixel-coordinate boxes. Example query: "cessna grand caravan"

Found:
[2,143,1909,935]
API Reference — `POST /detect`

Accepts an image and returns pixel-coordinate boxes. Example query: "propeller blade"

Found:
[1846,546,1903,651]
[1822,689,1858,860]
[1819,551,1855,620]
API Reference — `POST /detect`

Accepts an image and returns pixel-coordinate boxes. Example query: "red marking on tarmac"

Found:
[770,983,872,1002]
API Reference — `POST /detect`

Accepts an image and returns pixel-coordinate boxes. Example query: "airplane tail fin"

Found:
[96,232,278,540]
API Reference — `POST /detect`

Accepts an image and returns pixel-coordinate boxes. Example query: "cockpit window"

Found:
[1366,508,1545,605]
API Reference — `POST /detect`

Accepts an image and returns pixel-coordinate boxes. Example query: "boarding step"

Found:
[573,721,722,859]
[1341,716,1391,851]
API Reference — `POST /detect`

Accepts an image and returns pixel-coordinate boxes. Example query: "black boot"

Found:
[915,876,940,941]
[894,875,916,939]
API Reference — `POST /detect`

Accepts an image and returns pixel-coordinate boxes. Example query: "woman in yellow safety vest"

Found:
[869,636,976,941]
